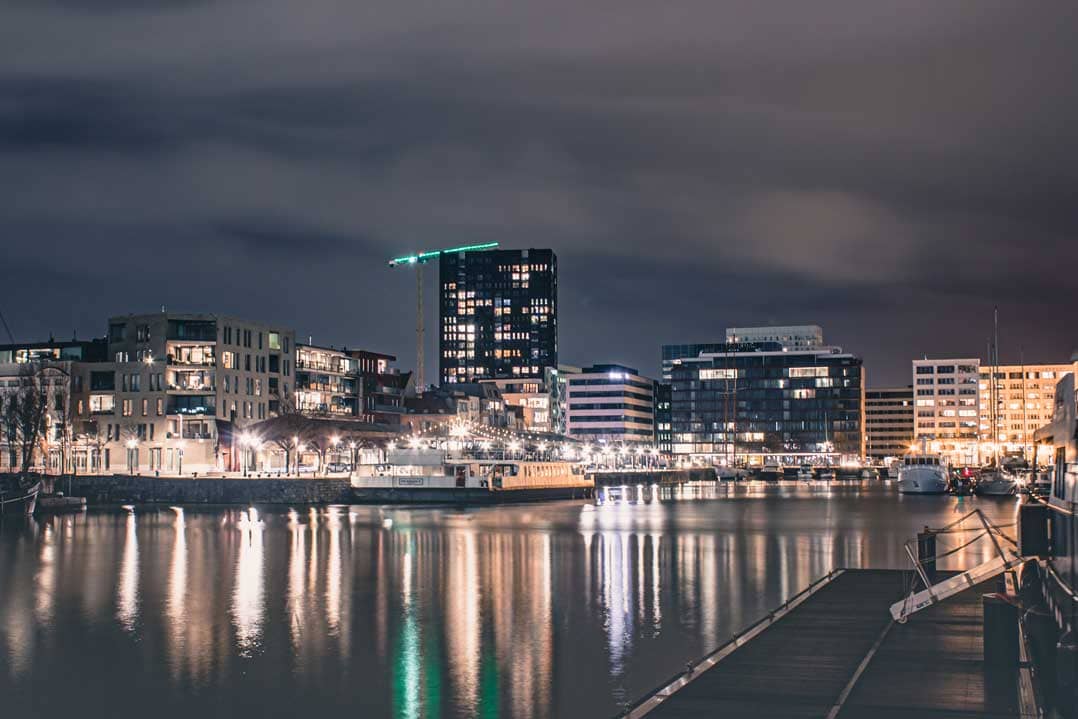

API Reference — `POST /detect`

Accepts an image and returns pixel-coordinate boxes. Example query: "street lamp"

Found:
[125,438,138,473]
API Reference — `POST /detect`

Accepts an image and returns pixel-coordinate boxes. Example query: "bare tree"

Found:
[43,364,74,477]
[13,364,48,473]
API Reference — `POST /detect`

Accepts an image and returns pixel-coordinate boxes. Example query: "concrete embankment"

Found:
[57,474,353,505]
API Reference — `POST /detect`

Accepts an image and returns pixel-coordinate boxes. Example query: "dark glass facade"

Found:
[669,344,865,458]
[440,248,557,384]
[654,382,672,452]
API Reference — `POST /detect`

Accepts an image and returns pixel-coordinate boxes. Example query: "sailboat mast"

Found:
[992,307,1000,464]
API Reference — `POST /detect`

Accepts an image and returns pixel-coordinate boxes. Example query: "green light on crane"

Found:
[388,242,499,267]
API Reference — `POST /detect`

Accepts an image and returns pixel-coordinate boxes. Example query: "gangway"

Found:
[889,508,1026,622]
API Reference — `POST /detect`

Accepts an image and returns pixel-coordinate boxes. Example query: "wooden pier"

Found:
[626,568,1032,719]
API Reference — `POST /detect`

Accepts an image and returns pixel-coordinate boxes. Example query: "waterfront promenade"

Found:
[628,569,1030,718]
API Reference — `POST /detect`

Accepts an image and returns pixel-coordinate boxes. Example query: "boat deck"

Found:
[633,568,1025,719]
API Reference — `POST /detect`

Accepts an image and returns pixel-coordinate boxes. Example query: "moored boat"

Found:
[351,448,592,503]
[973,467,1018,496]
[0,476,42,516]
[896,454,949,494]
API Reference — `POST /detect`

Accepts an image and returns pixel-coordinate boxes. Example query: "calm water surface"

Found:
[0,483,1019,718]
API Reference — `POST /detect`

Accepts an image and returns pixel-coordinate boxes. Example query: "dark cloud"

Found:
[2,0,1077,384]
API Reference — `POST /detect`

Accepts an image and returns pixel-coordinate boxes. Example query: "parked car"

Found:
[326,462,352,474]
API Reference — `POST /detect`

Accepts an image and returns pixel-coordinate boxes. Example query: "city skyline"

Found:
[4,3,1078,387]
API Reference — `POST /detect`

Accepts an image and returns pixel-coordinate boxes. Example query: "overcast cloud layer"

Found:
[3,1,1077,384]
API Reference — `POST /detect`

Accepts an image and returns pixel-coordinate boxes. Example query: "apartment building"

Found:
[63,313,297,474]
[439,247,557,384]
[565,364,655,444]
[911,358,981,463]
[865,386,914,460]
[979,363,1070,454]
[295,344,410,424]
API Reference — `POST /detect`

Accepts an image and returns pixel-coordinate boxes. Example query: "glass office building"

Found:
[669,343,865,461]
[440,248,557,384]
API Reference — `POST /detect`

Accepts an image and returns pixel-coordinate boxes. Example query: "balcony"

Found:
[168,383,217,393]
[168,355,216,368]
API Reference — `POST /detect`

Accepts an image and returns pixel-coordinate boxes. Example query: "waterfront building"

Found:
[661,343,729,381]
[400,383,514,434]
[352,350,411,425]
[564,364,655,443]
[295,344,359,417]
[439,248,557,384]
[864,387,914,460]
[725,325,824,350]
[669,343,864,462]
[662,325,825,381]
[978,362,1070,460]
[0,337,107,364]
[77,312,299,473]
[480,376,554,433]
[911,358,981,463]
[654,382,672,453]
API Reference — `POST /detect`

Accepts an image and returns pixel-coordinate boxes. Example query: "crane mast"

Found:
[387,241,499,394]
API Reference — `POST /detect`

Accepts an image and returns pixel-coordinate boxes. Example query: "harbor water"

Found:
[0,483,1019,718]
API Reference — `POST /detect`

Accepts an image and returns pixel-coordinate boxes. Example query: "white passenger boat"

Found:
[351,448,592,502]
[897,454,950,494]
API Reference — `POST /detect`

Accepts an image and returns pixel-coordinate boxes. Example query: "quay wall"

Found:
[47,474,353,505]
[591,467,717,486]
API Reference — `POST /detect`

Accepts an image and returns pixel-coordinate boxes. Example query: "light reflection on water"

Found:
[0,484,1018,718]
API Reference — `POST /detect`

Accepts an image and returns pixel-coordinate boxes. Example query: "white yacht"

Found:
[897,455,950,494]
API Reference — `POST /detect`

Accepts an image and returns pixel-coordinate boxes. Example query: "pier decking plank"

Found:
[641,569,1021,719]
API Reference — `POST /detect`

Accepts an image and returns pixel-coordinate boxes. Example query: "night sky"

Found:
[3,1,1077,386]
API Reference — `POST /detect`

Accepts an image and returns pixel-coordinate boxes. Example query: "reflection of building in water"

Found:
[446,528,480,714]
[116,511,139,633]
[35,523,57,627]
[481,532,554,719]
[165,508,187,681]
[231,514,264,656]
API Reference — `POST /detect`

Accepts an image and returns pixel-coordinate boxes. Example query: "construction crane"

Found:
[388,242,499,394]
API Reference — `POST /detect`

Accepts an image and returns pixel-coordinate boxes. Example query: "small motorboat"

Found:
[0,476,43,516]
[797,464,815,481]
[974,467,1018,496]
[759,463,783,481]
[818,468,836,481]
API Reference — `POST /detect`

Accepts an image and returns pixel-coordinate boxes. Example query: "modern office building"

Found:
[911,358,981,463]
[439,247,557,384]
[654,382,672,453]
[661,343,729,381]
[864,386,914,460]
[978,362,1070,456]
[725,325,824,350]
[669,343,865,462]
[565,364,655,443]
[662,325,825,381]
